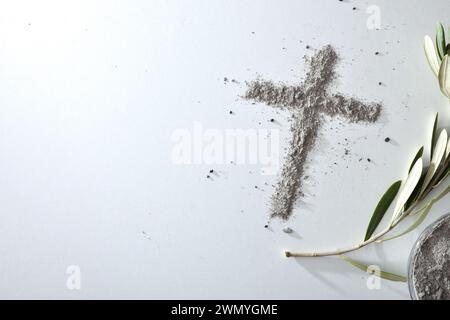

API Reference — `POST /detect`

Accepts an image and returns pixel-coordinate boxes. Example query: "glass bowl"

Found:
[408,213,450,300]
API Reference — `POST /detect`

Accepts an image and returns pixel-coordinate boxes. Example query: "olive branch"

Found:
[285,23,450,282]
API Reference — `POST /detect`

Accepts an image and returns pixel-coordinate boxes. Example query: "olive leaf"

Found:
[420,129,448,194]
[380,203,432,243]
[405,147,428,209]
[380,184,450,242]
[431,113,439,157]
[391,159,423,222]
[339,256,407,282]
[436,22,446,61]
[439,55,450,98]
[448,26,450,54]
[446,139,450,159]
[364,181,402,241]
[435,166,450,188]
[409,146,424,173]
[425,35,441,77]
[432,155,450,189]
[405,172,426,210]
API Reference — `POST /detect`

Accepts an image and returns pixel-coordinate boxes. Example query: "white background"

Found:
[0,0,449,299]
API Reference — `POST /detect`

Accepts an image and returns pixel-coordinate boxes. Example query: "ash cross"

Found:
[244,45,381,220]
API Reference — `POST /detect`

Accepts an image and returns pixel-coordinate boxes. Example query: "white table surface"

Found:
[0,0,449,299]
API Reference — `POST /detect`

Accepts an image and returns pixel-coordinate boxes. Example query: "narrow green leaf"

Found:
[405,148,426,210]
[435,165,450,188]
[447,139,450,159]
[421,129,448,194]
[439,168,450,184]
[364,181,402,241]
[380,184,450,242]
[436,23,446,61]
[424,35,440,77]
[432,155,450,189]
[405,172,426,210]
[339,256,407,282]
[409,146,424,173]
[392,159,423,222]
[380,202,433,242]
[439,55,450,98]
[431,113,439,157]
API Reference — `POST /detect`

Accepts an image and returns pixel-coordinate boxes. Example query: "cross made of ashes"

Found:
[244,45,382,221]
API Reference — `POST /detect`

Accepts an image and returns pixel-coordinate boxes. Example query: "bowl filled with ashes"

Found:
[408,213,450,300]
